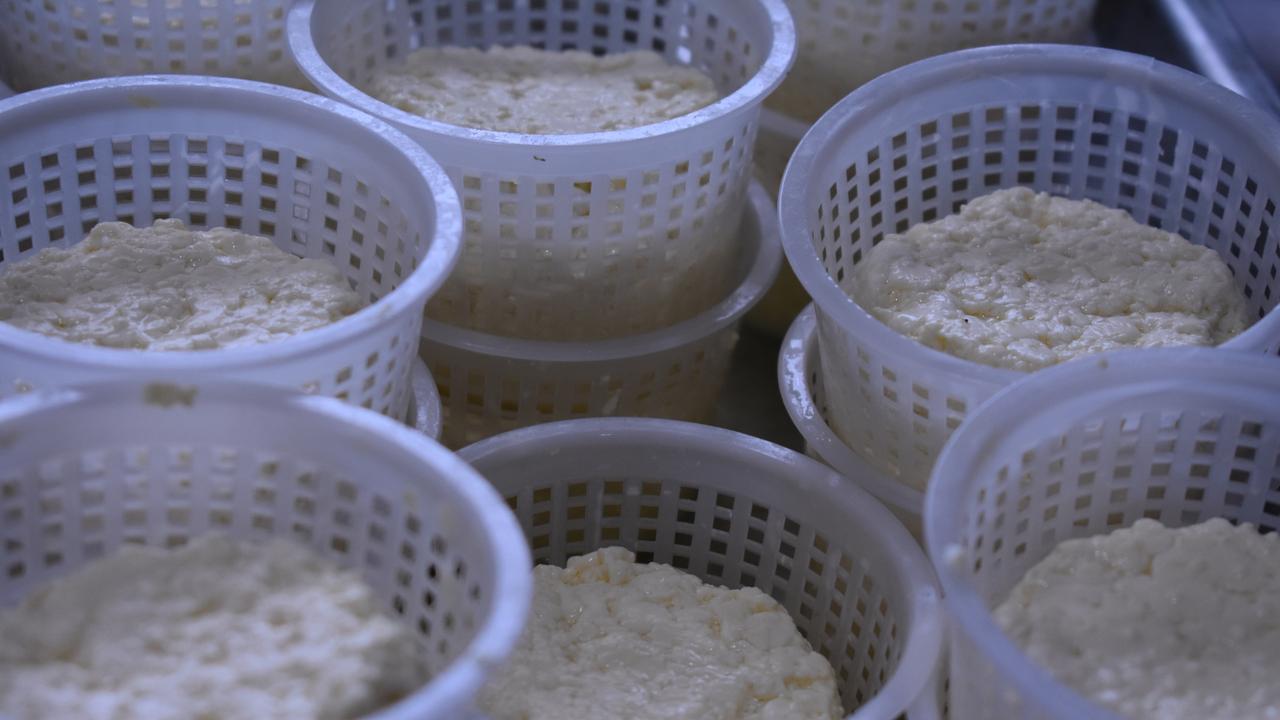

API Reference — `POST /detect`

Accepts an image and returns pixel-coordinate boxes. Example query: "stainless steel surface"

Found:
[1096,0,1280,114]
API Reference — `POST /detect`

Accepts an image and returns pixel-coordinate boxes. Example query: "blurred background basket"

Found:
[0,0,309,91]
[779,44,1280,494]
[422,181,781,448]
[0,379,530,720]
[460,417,945,719]
[925,348,1280,719]
[768,0,1096,123]
[0,76,461,421]
[289,0,795,342]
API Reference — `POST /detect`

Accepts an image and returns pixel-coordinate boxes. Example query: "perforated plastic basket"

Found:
[779,45,1280,494]
[0,0,307,92]
[459,417,944,719]
[780,305,923,538]
[768,0,1096,123]
[289,0,794,341]
[420,181,780,449]
[0,76,462,421]
[924,348,1280,720]
[0,379,530,720]
[747,108,811,337]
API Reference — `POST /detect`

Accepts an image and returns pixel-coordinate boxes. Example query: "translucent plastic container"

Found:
[0,0,307,92]
[925,348,1280,720]
[408,358,443,440]
[0,76,462,421]
[422,181,781,449]
[768,0,1096,123]
[779,305,923,539]
[460,417,945,719]
[0,379,531,720]
[747,108,811,337]
[289,0,795,341]
[779,45,1280,494]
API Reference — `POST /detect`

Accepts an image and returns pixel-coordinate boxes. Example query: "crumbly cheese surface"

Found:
[849,188,1251,371]
[366,46,720,134]
[0,219,364,351]
[995,518,1280,720]
[478,547,842,720]
[0,535,427,720]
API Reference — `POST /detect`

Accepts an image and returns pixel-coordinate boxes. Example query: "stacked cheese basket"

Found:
[2,1,1280,719]
[289,0,796,447]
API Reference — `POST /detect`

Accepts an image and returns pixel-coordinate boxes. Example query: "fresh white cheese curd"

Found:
[365,46,720,134]
[0,535,427,720]
[478,546,842,720]
[995,518,1280,720]
[0,219,364,351]
[849,187,1251,372]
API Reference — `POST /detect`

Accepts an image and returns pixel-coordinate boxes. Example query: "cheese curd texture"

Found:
[0,535,427,720]
[995,518,1280,720]
[849,188,1251,371]
[366,46,720,134]
[0,219,364,351]
[478,547,842,720]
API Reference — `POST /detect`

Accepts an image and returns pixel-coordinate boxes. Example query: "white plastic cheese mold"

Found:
[460,417,945,720]
[0,76,462,422]
[289,0,795,341]
[421,181,781,449]
[0,379,531,720]
[0,0,306,91]
[779,305,925,539]
[779,44,1280,494]
[925,348,1280,719]
[769,0,1096,123]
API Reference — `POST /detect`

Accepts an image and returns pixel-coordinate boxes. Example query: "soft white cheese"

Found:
[0,535,427,720]
[478,547,842,720]
[0,219,364,351]
[849,188,1251,371]
[366,46,720,134]
[995,518,1280,720]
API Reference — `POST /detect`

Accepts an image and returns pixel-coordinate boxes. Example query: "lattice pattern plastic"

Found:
[925,349,1280,719]
[460,418,944,719]
[0,0,307,92]
[779,305,925,539]
[0,381,530,720]
[0,77,461,421]
[290,0,794,341]
[779,45,1280,494]
[768,0,1096,123]
[420,182,780,448]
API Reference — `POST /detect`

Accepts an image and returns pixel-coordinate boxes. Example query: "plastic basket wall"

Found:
[0,77,462,421]
[747,108,811,337]
[779,306,924,538]
[0,380,530,720]
[768,0,1096,123]
[0,0,307,92]
[925,349,1280,719]
[290,0,794,341]
[422,181,780,449]
[779,45,1280,493]
[460,418,944,719]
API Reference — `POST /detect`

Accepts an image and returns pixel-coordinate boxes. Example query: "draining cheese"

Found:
[0,535,427,720]
[478,546,842,720]
[366,45,720,134]
[849,188,1250,371]
[995,518,1280,720]
[0,219,364,351]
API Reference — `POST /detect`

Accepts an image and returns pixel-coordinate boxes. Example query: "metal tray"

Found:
[716,0,1280,451]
